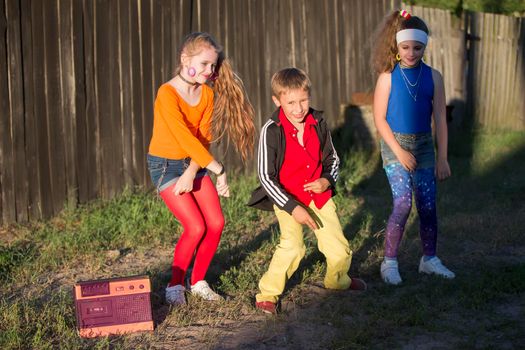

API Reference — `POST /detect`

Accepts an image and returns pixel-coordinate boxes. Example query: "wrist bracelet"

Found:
[217,161,226,176]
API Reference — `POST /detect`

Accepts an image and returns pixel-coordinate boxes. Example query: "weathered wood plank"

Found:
[129,0,146,186]
[20,0,41,220]
[58,0,79,207]
[94,0,123,198]
[31,0,54,218]
[72,0,88,203]
[140,0,154,185]
[0,0,14,224]
[6,0,28,222]
[118,0,133,187]
[82,0,100,200]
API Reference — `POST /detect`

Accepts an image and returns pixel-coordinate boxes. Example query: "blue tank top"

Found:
[386,62,434,133]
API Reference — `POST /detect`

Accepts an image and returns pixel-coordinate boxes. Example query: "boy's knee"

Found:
[320,237,351,259]
[280,241,306,260]
[292,244,306,259]
[332,246,352,262]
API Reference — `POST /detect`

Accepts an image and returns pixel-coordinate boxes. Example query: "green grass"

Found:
[1,128,525,349]
[0,189,180,287]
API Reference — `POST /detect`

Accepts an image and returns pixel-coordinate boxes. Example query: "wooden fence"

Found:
[194,0,401,167]
[1,0,193,224]
[0,0,399,224]
[404,5,525,130]
[466,11,525,130]
[1,1,524,225]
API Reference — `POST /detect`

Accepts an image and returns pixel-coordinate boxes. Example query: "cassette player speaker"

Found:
[74,275,154,337]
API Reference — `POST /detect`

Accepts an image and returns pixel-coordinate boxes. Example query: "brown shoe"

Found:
[349,277,367,291]
[255,301,277,314]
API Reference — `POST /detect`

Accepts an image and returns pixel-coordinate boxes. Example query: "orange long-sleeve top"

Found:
[148,83,215,168]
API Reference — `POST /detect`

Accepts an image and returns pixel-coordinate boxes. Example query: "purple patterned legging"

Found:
[384,163,437,258]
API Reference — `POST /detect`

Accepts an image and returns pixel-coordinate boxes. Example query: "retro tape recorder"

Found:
[74,275,154,337]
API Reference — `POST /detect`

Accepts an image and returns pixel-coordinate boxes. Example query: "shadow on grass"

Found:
[332,105,389,275]
[207,222,278,286]
[222,100,525,348]
[148,99,525,348]
[149,220,278,325]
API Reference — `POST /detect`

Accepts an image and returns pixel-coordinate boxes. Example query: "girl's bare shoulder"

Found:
[376,71,392,87]
[430,67,443,80]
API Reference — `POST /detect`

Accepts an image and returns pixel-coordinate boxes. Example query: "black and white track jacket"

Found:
[247,108,340,214]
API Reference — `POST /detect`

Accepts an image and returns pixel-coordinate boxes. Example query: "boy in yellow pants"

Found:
[248,68,366,314]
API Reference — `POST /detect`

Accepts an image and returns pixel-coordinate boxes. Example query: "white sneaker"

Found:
[419,256,455,279]
[381,259,403,285]
[165,284,186,305]
[190,280,223,301]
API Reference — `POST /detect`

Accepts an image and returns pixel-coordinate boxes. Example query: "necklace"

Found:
[400,64,422,86]
[178,74,197,86]
[399,64,423,101]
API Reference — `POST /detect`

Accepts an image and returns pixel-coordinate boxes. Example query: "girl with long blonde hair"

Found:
[147,32,255,305]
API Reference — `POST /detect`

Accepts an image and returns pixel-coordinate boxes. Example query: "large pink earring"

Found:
[188,67,196,77]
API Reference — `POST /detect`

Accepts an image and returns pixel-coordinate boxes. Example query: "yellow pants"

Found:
[256,198,352,303]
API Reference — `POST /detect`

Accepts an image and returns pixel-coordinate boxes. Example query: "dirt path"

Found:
[4,235,524,349]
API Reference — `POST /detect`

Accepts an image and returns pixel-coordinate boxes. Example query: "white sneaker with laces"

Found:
[419,256,455,279]
[165,284,186,305]
[381,259,403,285]
[190,280,223,301]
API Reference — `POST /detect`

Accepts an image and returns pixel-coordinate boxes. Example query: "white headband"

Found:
[396,29,428,45]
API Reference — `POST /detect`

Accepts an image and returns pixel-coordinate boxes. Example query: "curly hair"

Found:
[370,10,429,74]
[175,32,255,163]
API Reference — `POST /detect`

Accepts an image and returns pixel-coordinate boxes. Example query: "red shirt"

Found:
[278,109,332,209]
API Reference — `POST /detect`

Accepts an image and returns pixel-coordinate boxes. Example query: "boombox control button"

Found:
[116,286,124,291]
[139,284,144,289]
[81,282,110,297]
[129,285,135,290]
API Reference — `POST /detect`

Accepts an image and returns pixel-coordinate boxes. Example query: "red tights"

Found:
[159,175,224,287]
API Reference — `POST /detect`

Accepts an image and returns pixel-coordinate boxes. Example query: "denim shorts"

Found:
[146,154,208,192]
[380,132,435,169]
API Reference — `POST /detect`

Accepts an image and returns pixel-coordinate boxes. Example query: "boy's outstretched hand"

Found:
[292,205,318,230]
[303,178,330,194]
